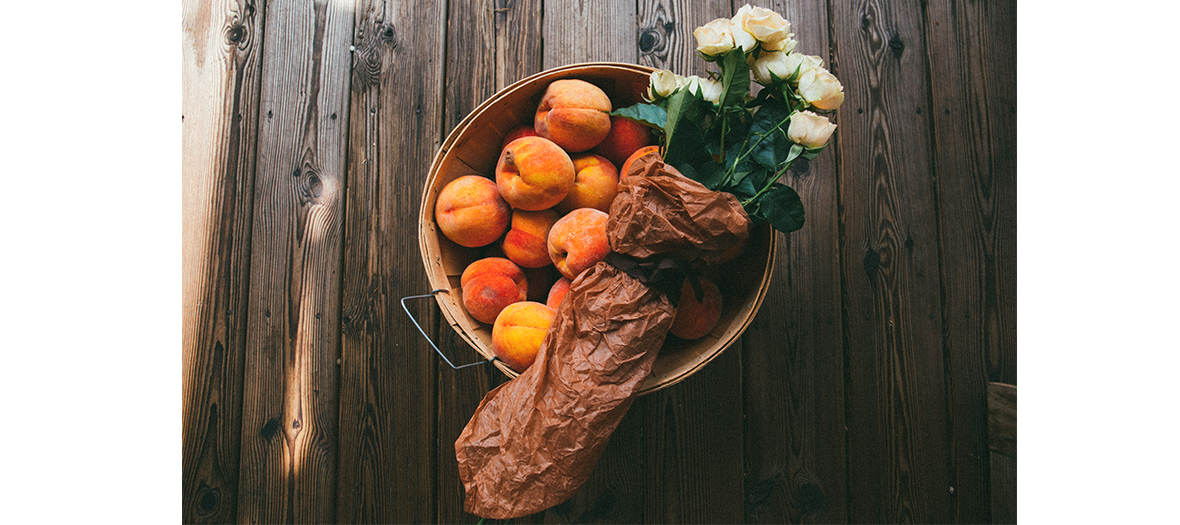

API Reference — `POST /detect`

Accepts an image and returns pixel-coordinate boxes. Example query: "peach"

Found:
[547,207,611,280]
[669,276,723,340]
[501,208,560,268]
[593,115,653,168]
[534,79,613,153]
[619,145,661,178]
[713,234,749,265]
[460,257,528,325]
[435,175,511,248]
[555,154,619,214]
[492,301,557,372]
[501,125,540,151]
[496,136,576,211]
[546,277,572,310]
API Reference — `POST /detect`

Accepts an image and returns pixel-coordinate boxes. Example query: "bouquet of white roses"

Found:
[614,4,844,234]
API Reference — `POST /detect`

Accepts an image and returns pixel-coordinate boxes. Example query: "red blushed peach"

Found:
[435,175,511,248]
[546,277,572,310]
[500,125,540,151]
[534,79,613,153]
[547,207,611,280]
[460,257,528,325]
[492,301,557,372]
[496,136,576,211]
[593,115,653,168]
[619,145,661,178]
[669,276,723,340]
[555,154,619,214]
[501,208,560,268]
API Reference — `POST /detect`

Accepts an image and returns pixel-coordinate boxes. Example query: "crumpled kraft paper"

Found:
[454,156,751,518]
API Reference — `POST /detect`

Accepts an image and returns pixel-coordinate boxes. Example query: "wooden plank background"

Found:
[182,0,1016,522]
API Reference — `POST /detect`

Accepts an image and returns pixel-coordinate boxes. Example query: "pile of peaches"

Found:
[434,79,722,373]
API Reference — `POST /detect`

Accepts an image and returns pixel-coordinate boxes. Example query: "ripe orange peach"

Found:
[500,125,540,151]
[619,145,662,178]
[547,207,611,280]
[492,301,557,372]
[555,154,619,214]
[435,175,511,248]
[460,257,528,325]
[713,234,749,265]
[501,208,560,268]
[534,79,613,153]
[496,136,576,211]
[669,276,723,340]
[593,115,653,168]
[546,277,572,310]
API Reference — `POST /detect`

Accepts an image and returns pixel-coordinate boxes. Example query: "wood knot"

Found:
[194,481,220,516]
[888,35,905,58]
[381,25,397,46]
[260,418,281,439]
[863,247,881,279]
[225,24,245,45]
[638,29,660,53]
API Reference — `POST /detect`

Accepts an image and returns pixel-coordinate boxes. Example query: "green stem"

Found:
[741,161,793,208]
[722,111,795,187]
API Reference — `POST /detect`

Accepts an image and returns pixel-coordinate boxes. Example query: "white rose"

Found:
[677,74,703,95]
[648,69,680,99]
[693,18,736,56]
[698,77,724,105]
[733,4,793,50]
[761,36,797,53]
[749,50,791,85]
[787,110,837,148]
[797,66,845,110]
[782,53,824,82]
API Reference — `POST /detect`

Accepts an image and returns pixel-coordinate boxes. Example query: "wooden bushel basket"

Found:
[418,62,776,394]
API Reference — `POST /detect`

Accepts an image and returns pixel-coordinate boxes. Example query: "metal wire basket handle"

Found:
[400,289,497,370]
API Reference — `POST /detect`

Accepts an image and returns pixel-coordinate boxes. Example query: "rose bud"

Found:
[797,66,845,110]
[693,18,737,56]
[698,77,724,105]
[648,69,679,100]
[788,110,837,149]
[782,53,824,82]
[749,50,790,86]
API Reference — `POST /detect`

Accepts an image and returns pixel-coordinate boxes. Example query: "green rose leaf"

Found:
[663,89,712,171]
[612,103,668,131]
[755,184,806,233]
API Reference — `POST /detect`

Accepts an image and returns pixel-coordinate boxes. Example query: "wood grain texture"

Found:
[234,1,353,522]
[181,0,264,522]
[631,2,747,524]
[986,382,1015,457]
[435,1,545,523]
[738,1,849,522]
[925,2,1017,520]
[542,0,637,66]
[829,0,951,522]
[334,0,446,522]
[989,450,1016,524]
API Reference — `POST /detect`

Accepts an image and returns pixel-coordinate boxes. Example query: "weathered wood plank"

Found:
[181,0,265,522]
[335,0,446,522]
[829,0,951,522]
[542,0,636,65]
[924,2,1017,520]
[435,1,545,523]
[987,382,1015,457]
[989,448,1016,524]
[234,1,353,522]
[737,1,849,522]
